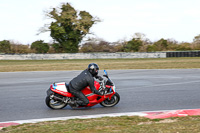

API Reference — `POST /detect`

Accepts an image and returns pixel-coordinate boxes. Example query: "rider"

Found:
[68,63,103,107]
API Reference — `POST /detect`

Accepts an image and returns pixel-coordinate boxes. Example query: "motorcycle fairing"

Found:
[84,85,116,107]
[83,92,115,107]
[50,81,101,98]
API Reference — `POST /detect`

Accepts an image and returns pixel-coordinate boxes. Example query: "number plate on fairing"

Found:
[53,82,68,92]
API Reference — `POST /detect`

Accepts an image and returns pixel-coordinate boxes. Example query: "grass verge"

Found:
[0,57,200,72]
[2,116,200,133]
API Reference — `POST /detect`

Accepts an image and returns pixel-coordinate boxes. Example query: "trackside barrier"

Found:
[0,52,166,60]
[166,51,200,57]
[0,51,199,60]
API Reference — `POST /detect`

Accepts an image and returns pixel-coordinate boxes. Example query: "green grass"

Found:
[0,57,200,72]
[2,116,200,133]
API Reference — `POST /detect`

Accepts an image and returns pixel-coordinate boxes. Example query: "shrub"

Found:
[31,40,49,53]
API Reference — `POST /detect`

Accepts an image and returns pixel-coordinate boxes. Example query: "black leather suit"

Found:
[68,69,101,106]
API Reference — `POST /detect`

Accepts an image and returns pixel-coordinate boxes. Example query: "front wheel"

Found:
[100,92,120,107]
[45,95,68,109]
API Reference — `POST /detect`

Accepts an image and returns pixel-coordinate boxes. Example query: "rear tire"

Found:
[100,92,120,107]
[45,95,68,109]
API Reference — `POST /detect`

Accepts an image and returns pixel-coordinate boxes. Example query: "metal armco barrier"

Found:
[166,51,200,57]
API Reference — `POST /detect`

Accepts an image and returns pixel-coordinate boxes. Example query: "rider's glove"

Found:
[94,89,103,96]
[95,75,103,81]
[99,90,105,96]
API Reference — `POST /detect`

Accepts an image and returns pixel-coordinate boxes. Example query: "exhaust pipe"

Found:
[51,95,66,102]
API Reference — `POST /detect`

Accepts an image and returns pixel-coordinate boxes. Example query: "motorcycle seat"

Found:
[65,83,70,92]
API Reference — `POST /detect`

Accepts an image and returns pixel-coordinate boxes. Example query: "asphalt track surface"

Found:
[0,69,200,122]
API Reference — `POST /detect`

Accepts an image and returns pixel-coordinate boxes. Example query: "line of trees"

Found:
[1,33,200,54]
[0,3,200,54]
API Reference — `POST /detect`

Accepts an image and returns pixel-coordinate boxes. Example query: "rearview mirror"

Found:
[104,70,108,76]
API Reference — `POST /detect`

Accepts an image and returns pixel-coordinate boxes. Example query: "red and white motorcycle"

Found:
[45,70,120,109]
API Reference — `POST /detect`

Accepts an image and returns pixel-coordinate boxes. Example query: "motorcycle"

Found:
[45,70,120,109]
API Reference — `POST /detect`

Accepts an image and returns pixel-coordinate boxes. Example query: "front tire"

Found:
[45,95,68,109]
[100,92,120,107]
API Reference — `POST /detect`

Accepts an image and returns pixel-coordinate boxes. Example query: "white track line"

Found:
[0,112,147,124]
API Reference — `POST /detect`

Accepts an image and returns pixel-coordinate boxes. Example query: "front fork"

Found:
[104,86,116,100]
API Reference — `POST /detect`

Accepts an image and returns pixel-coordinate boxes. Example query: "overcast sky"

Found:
[1,0,200,44]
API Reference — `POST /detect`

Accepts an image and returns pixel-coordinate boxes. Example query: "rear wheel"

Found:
[100,92,120,107]
[45,95,68,109]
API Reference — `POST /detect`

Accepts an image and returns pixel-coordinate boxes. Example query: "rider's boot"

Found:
[68,100,79,109]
